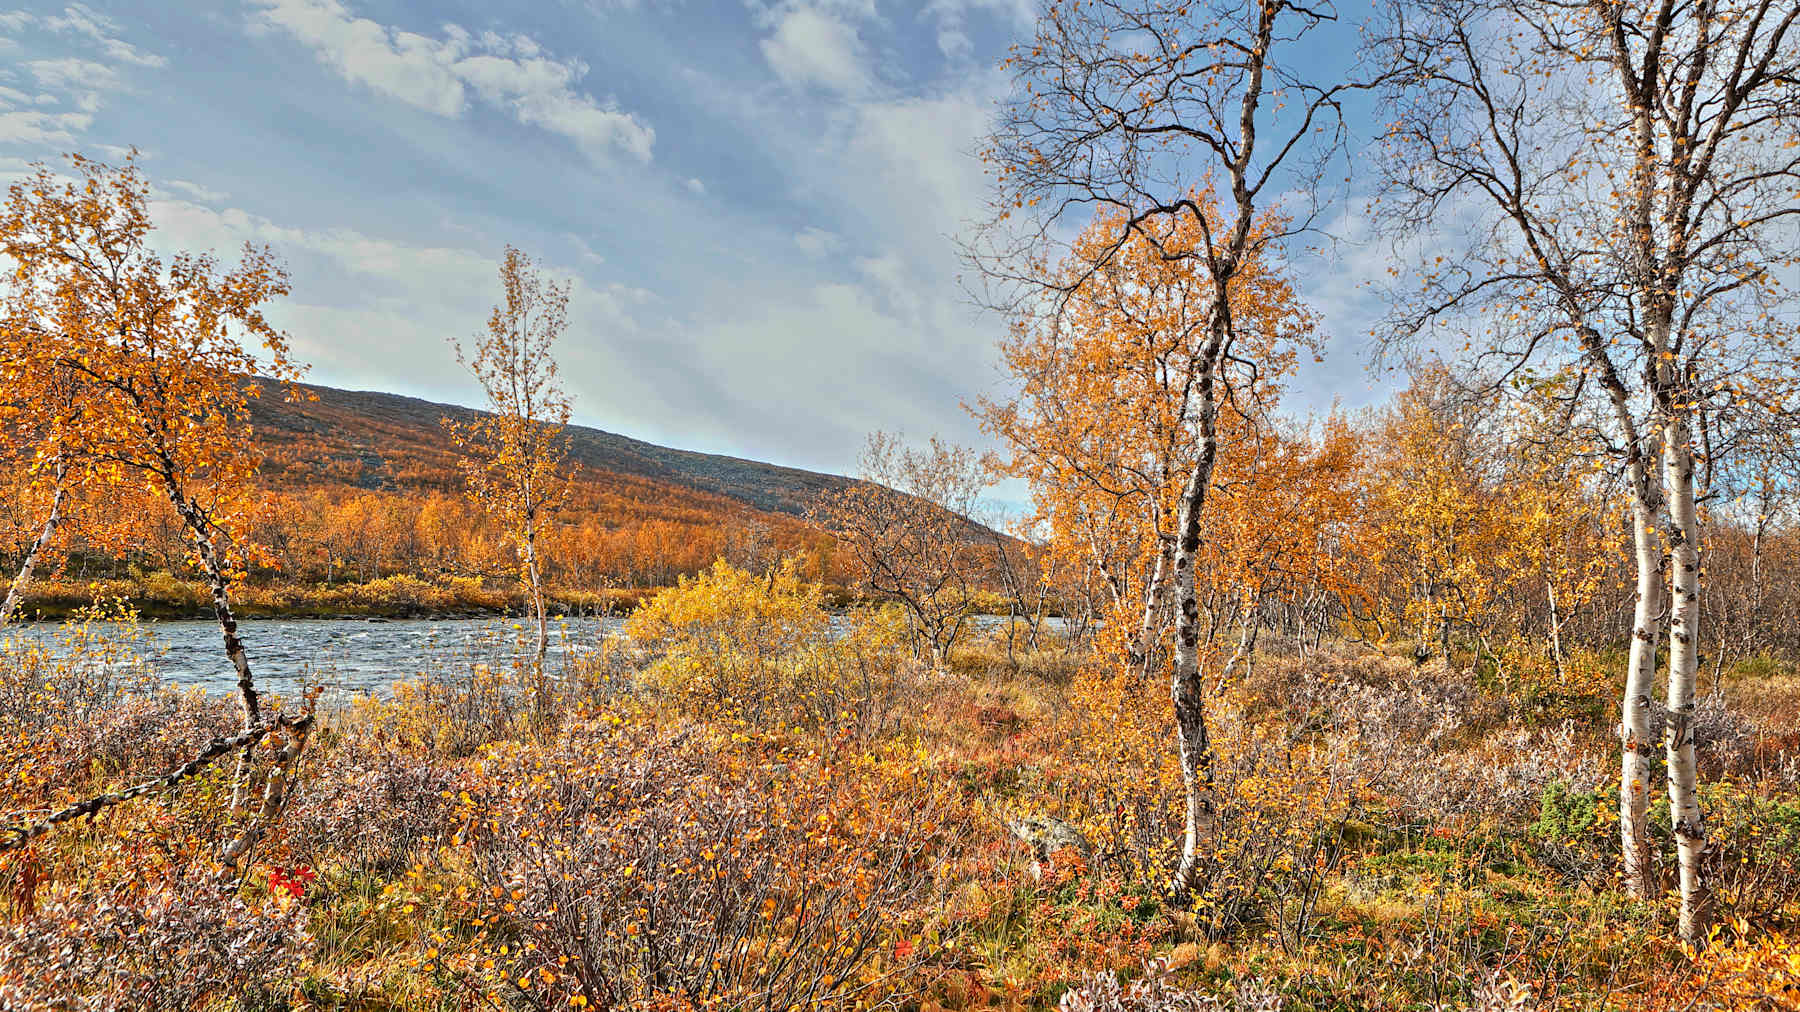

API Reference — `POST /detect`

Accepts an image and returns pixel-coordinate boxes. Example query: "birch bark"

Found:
[0,455,68,626]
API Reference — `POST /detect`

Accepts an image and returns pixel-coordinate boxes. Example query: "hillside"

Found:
[247,378,856,520]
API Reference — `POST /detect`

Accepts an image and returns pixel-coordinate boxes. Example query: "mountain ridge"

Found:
[247,378,859,521]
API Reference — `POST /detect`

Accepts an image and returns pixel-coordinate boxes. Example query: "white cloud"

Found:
[685,176,705,195]
[150,195,660,408]
[0,5,165,68]
[0,86,48,107]
[0,6,163,145]
[566,233,606,266]
[853,252,919,319]
[921,0,1033,60]
[25,57,119,106]
[250,0,465,116]
[793,226,840,256]
[839,90,996,255]
[41,4,166,67]
[248,0,655,163]
[161,178,230,204]
[758,6,872,95]
[0,108,90,146]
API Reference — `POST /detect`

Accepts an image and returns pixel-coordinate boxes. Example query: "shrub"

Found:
[628,559,920,737]
[0,869,310,1011]
[0,601,157,731]
[282,730,458,876]
[447,717,960,1009]
[1530,781,1614,887]
[1698,783,1800,926]
[1058,958,1283,1012]
[627,558,827,723]
[0,610,242,875]
[1040,668,1353,945]
[352,574,440,611]
[1692,923,1800,1009]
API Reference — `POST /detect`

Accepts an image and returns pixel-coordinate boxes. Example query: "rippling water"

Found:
[2,616,626,699]
[2,612,1059,703]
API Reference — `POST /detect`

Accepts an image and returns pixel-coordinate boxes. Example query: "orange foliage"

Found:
[979,197,1326,673]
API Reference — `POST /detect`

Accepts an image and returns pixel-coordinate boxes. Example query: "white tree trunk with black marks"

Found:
[1583,325,1664,903]
[1169,371,1220,897]
[0,456,68,626]
[1620,478,1665,899]
[217,716,314,884]
[1545,579,1567,685]
[166,487,260,810]
[1133,535,1173,678]
[1662,411,1709,942]
[524,524,548,670]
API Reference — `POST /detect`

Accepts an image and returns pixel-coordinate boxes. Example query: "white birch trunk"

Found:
[1545,579,1567,685]
[1619,461,1665,900]
[217,716,314,882]
[166,488,261,810]
[1581,320,1664,903]
[1662,412,1709,944]
[1170,374,1220,896]
[1133,536,1173,677]
[0,457,68,626]
[525,529,548,670]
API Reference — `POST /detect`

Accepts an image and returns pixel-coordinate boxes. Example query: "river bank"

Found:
[15,575,653,622]
[12,573,1035,622]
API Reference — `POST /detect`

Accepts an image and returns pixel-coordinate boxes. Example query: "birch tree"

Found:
[0,155,308,829]
[1372,0,1800,942]
[975,0,1375,896]
[0,359,88,625]
[446,245,576,671]
[1499,375,1621,683]
[977,203,1317,682]
[812,433,990,668]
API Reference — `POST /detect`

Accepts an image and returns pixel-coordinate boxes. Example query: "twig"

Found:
[0,712,316,853]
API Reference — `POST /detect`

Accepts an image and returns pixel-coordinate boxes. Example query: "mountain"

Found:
[247,379,855,521]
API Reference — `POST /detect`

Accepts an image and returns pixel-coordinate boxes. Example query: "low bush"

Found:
[0,868,310,1012]
[628,559,924,738]
[446,717,962,1009]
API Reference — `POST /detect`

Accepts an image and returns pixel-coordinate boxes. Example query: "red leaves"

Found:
[267,864,316,900]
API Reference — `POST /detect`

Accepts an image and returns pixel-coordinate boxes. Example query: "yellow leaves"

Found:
[1,153,301,591]
[445,244,575,605]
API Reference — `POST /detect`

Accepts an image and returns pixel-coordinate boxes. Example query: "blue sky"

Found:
[0,0,1396,478]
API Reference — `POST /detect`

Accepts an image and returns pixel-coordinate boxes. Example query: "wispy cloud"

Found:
[0,108,90,147]
[2,5,166,67]
[0,5,162,146]
[247,0,655,163]
[757,5,873,96]
[38,3,166,67]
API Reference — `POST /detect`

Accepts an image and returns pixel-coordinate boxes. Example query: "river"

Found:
[1,612,1060,702]
[0,616,626,699]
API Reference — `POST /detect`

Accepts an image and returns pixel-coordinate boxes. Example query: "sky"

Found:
[0,0,1399,481]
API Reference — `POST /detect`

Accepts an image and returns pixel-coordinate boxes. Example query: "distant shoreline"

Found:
[11,576,647,623]
[9,576,1035,623]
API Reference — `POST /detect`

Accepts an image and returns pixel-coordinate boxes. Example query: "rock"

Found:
[1007,814,1092,878]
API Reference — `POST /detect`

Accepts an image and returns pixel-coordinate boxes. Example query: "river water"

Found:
[1,612,1059,702]
[0,617,626,699]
